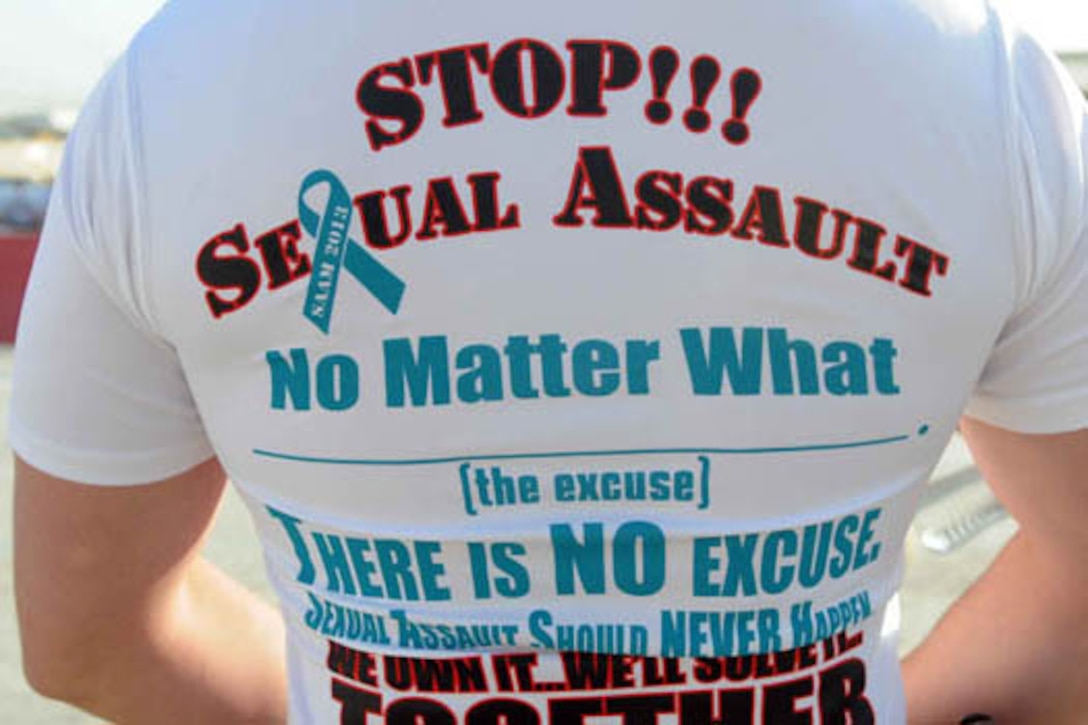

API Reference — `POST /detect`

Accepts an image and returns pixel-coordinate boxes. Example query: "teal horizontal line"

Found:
[252,433,910,467]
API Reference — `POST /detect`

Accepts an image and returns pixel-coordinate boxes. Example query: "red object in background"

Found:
[0,233,39,343]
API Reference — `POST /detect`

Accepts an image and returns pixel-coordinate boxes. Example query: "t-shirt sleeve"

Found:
[964,22,1088,434]
[8,52,215,485]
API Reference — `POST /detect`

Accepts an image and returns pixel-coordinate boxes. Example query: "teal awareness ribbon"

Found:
[299,169,405,333]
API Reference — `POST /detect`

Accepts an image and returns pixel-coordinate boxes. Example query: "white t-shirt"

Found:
[11,0,1088,721]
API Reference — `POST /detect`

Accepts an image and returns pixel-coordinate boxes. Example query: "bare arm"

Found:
[14,456,287,724]
[902,419,1088,723]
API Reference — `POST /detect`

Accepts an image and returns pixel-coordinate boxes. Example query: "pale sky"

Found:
[0,0,1085,115]
[0,0,165,114]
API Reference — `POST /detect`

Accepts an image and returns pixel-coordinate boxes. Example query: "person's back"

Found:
[12,1,1088,722]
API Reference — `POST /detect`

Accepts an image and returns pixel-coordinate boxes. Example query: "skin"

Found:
[13,418,1088,722]
[903,419,1088,723]
[14,456,287,724]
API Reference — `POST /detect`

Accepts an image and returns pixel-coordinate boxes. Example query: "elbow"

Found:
[22,657,74,705]
[21,639,98,708]
[17,614,111,710]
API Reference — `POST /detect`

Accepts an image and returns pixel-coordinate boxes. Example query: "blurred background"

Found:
[0,1,1086,721]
